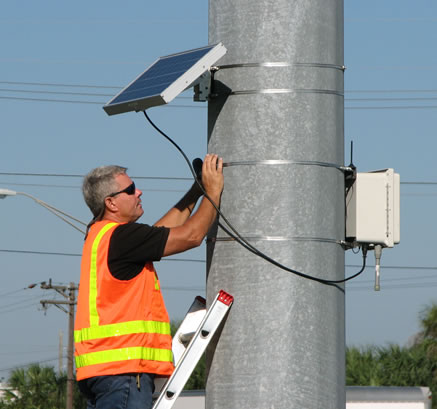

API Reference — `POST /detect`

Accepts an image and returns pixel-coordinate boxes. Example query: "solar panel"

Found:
[103,43,227,116]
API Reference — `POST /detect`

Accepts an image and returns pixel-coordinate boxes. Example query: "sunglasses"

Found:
[107,182,136,197]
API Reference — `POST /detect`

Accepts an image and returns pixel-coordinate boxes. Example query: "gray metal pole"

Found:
[207,1,345,408]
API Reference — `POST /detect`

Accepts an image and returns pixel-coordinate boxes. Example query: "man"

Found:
[75,154,223,409]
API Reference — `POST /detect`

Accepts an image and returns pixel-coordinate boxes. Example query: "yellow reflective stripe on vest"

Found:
[89,222,118,327]
[75,346,173,368]
[74,320,171,343]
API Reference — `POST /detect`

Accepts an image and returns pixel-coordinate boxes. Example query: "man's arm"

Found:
[161,154,224,256]
[154,182,203,228]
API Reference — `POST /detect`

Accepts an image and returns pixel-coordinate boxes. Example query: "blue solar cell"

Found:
[103,44,221,115]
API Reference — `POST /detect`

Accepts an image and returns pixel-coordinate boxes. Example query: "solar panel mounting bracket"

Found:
[192,71,212,102]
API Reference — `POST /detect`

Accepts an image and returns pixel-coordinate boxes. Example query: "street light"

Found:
[0,188,86,235]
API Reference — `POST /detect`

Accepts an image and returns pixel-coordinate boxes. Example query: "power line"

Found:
[346,105,437,110]
[0,171,435,185]
[0,182,187,193]
[0,249,81,257]
[0,249,207,265]
[347,273,437,286]
[1,180,434,196]
[347,281,437,292]
[3,80,437,94]
[0,18,203,24]
[0,301,41,315]
[345,17,437,23]
[0,249,206,264]
[1,248,437,272]
[0,95,103,105]
[0,296,43,312]
[346,89,437,94]
[2,94,437,110]
[401,182,437,185]
[2,82,437,109]
[1,174,436,187]
[347,66,437,71]
[0,357,60,373]
[0,171,192,181]
[4,86,437,100]
[0,94,200,107]
[0,80,121,89]
[346,264,437,271]
[0,347,57,356]
[347,97,437,102]
[0,288,28,297]
[0,87,114,97]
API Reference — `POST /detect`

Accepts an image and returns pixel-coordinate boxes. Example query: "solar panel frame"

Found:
[103,43,226,116]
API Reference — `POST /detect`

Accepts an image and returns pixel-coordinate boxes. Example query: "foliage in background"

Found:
[0,320,204,409]
[171,320,206,391]
[7,306,437,407]
[0,364,85,409]
[347,304,437,408]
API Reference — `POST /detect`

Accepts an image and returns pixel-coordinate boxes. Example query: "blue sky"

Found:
[0,1,437,379]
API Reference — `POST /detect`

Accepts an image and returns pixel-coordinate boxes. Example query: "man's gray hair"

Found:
[82,165,127,219]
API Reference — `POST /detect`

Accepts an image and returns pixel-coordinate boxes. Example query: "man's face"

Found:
[109,173,144,222]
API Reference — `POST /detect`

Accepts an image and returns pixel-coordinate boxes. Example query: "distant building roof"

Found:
[346,386,431,403]
[173,387,432,409]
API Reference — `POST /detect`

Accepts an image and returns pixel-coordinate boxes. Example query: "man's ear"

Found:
[104,196,118,213]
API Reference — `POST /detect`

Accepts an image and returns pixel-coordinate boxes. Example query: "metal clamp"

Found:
[215,62,346,71]
[222,159,345,171]
[209,235,342,244]
[227,88,344,97]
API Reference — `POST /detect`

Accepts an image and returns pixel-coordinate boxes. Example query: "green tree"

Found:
[420,304,437,341]
[184,355,206,390]
[0,364,63,409]
[377,343,435,387]
[171,320,206,390]
[346,303,437,409]
[346,346,380,386]
[0,364,86,409]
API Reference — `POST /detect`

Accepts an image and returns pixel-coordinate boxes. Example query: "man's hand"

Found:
[161,153,224,257]
[201,154,224,199]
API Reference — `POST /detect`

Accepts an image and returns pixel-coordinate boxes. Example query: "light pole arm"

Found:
[0,189,86,235]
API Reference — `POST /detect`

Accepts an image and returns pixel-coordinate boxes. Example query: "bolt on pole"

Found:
[207,1,345,408]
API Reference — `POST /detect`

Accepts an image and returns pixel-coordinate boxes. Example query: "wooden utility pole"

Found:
[41,280,77,409]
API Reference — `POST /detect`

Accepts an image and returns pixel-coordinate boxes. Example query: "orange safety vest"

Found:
[74,220,174,381]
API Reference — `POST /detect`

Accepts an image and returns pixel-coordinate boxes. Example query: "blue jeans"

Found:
[78,373,155,409]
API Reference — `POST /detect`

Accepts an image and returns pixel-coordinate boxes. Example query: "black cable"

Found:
[143,110,265,257]
[143,110,368,285]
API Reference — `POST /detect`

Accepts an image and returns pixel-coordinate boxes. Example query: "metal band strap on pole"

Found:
[214,62,346,71]
[211,62,345,97]
[226,89,344,96]
[222,159,348,171]
[216,160,348,246]
[209,236,343,244]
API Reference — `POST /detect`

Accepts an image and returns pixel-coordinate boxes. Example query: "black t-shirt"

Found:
[107,223,170,280]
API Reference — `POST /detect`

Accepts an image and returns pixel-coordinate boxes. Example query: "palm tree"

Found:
[346,346,380,386]
[0,364,64,409]
[346,304,437,409]
[420,304,437,342]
